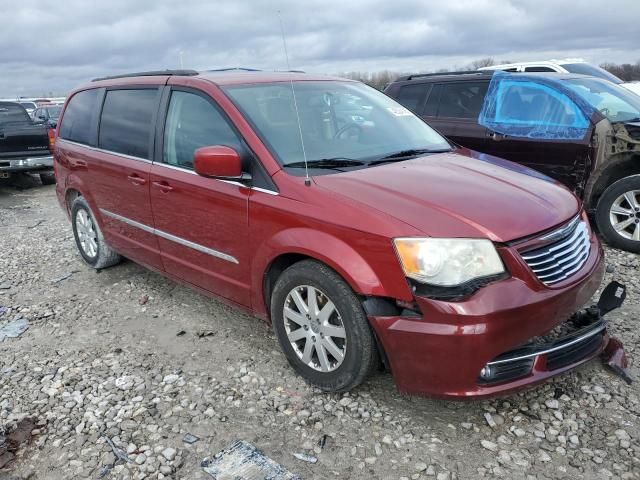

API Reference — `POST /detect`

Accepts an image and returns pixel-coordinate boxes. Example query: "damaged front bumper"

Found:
[369,242,628,398]
[479,309,608,385]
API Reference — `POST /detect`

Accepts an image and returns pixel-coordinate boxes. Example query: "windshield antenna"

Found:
[278,11,311,186]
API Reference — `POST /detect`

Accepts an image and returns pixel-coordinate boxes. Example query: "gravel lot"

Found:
[1,178,639,480]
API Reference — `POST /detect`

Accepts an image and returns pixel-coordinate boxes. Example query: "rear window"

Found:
[436,82,489,119]
[0,104,30,124]
[98,89,157,159]
[59,89,99,145]
[395,84,429,113]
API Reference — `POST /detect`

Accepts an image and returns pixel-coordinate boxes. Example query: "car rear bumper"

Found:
[369,243,606,398]
[0,155,54,173]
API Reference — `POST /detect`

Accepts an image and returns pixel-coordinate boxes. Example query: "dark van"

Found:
[385,71,640,252]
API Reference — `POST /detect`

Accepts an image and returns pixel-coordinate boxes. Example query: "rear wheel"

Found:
[39,172,56,185]
[595,175,640,253]
[71,196,122,269]
[271,260,378,392]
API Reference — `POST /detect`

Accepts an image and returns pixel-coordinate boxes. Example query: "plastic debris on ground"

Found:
[0,317,28,342]
[183,433,200,444]
[202,440,300,479]
[293,452,318,464]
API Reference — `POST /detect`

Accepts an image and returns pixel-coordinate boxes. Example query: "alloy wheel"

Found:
[609,190,640,241]
[283,285,347,373]
[75,209,98,258]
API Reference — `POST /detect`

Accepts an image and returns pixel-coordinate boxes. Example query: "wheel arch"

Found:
[252,228,400,320]
[584,153,640,211]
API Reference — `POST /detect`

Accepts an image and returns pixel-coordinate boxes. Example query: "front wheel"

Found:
[271,260,378,392]
[595,174,640,253]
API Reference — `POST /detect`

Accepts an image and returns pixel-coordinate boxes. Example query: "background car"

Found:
[18,101,38,118]
[479,59,640,96]
[33,104,62,127]
[385,71,640,252]
[0,101,55,184]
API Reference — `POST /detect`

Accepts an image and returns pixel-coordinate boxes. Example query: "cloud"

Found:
[0,0,639,96]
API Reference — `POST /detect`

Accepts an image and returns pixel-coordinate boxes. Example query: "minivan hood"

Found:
[313,150,580,242]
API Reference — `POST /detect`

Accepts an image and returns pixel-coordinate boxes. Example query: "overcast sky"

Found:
[1,0,639,97]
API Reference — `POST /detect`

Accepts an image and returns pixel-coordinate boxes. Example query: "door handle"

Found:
[127,174,147,186]
[487,131,507,141]
[152,180,173,193]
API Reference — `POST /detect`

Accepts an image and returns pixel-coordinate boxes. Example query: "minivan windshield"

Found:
[565,77,640,123]
[560,63,623,84]
[223,81,451,169]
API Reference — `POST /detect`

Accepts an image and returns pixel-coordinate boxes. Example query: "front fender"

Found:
[251,227,409,317]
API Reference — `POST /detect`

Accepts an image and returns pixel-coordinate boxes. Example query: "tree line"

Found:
[338,58,640,90]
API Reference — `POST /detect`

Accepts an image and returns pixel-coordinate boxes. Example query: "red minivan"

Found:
[53,70,616,398]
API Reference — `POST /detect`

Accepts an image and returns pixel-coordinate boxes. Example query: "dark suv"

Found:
[385,71,640,252]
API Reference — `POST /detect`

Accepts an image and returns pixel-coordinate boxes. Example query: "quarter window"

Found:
[59,89,99,144]
[98,89,157,159]
[163,90,241,169]
[436,82,489,119]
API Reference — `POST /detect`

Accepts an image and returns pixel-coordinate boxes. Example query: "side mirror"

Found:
[193,145,247,181]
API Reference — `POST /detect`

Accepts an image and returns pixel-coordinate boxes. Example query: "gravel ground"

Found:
[0,178,639,480]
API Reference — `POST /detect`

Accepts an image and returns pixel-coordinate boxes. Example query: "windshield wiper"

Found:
[366,148,451,166]
[283,158,366,170]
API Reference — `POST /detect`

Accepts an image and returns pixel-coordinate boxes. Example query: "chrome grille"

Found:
[521,217,591,285]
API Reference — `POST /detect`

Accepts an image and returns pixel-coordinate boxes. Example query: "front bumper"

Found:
[0,155,54,174]
[369,241,606,398]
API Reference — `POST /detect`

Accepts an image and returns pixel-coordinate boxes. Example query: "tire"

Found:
[270,260,378,392]
[39,172,56,185]
[595,175,640,253]
[71,196,122,269]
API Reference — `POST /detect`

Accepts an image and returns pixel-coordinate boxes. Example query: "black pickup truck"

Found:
[0,101,55,184]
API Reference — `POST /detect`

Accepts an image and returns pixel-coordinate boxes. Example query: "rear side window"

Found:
[423,84,442,116]
[395,84,429,113]
[436,82,489,119]
[524,66,556,72]
[99,89,157,159]
[59,89,99,144]
[163,90,241,169]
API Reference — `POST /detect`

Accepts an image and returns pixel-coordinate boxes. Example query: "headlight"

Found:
[393,238,505,287]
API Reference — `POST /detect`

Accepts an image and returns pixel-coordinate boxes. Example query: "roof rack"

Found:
[91,69,199,82]
[205,67,262,72]
[397,70,493,81]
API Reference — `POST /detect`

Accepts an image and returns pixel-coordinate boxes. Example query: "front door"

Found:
[478,77,593,193]
[149,88,251,307]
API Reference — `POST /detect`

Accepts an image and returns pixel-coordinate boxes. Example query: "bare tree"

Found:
[601,61,640,82]
[467,57,495,70]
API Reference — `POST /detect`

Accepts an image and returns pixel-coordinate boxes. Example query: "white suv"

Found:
[479,59,640,96]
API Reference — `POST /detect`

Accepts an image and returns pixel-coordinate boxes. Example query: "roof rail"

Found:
[205,67,262,72]
[397,70,493,81]
[91,69,199,82]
